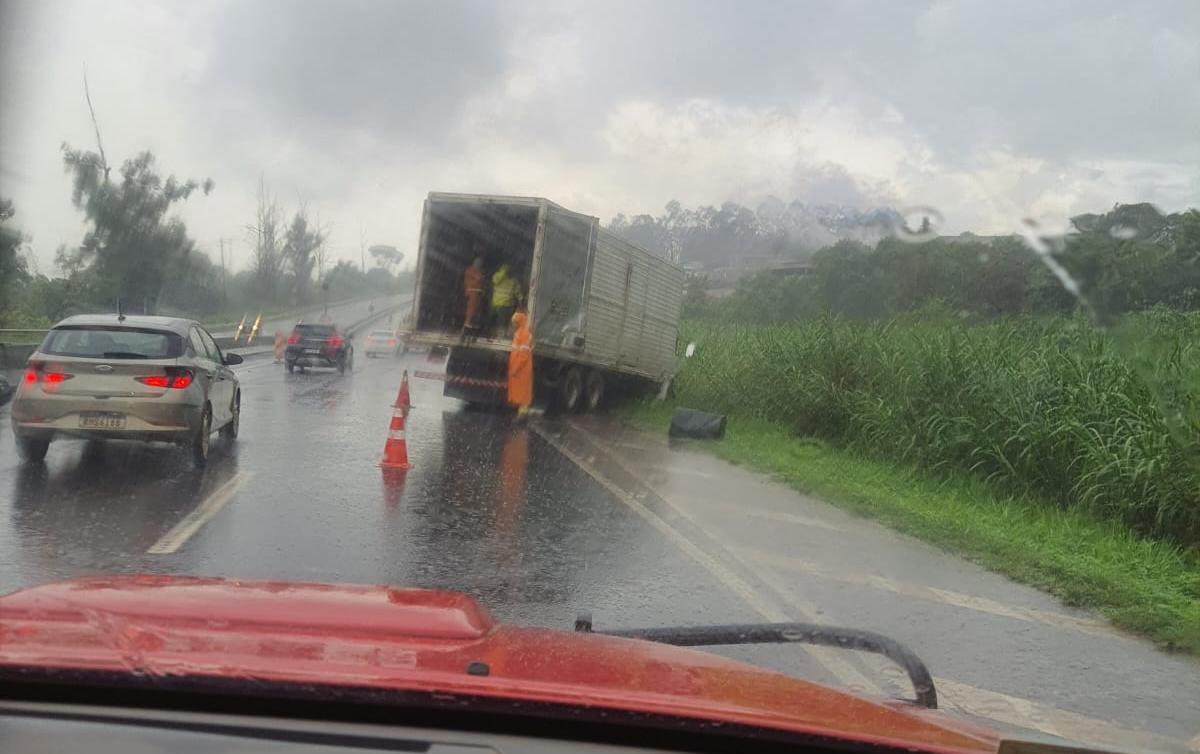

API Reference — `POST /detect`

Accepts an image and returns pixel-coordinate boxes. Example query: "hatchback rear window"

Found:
[41,326,184,359]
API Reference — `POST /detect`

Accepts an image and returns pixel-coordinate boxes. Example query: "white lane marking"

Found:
[559,420,1193,751]
[743,549,1119,640]
[531,424,883,697]
[147,471,253,554]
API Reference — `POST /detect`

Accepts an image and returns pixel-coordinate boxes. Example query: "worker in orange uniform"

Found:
[507,311,533,419]
[462,256,484,334]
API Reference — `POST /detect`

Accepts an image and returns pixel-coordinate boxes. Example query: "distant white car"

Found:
[363,329,400,358]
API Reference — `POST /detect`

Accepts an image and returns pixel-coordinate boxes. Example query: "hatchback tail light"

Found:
[136,368,194,389]
[287,333,301,345]
[327,336,344,348]
[23,362,73,386]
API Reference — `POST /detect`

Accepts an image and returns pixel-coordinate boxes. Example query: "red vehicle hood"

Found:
[0,575,998,753]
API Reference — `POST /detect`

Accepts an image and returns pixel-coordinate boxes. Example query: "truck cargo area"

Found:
[415,200,538,337]
[409,192,684,413]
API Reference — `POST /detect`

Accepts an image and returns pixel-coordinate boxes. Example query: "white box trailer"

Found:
[408,192,685,410]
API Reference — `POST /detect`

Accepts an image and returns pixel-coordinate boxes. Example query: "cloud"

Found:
[1,0,1197,273]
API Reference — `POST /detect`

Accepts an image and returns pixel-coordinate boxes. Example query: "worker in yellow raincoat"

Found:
[507,311,533,418]
[490,264,523,335]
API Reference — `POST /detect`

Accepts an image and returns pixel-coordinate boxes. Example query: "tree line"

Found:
[0,147,407,329]
[681,203,1200,324]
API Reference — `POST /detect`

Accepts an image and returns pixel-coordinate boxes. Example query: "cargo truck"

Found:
[408,192,685,411]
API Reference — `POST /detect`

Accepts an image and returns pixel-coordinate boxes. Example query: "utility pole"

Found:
[219,238,228,305]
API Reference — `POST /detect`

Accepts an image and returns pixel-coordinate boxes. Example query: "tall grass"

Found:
[675,309,1200,547]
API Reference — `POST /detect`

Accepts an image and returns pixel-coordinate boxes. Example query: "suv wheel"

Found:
[16,435,50,463]
[192,406,211,468]
[285,360,295,373]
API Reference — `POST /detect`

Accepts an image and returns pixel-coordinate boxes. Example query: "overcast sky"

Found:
[2,0,1197,273]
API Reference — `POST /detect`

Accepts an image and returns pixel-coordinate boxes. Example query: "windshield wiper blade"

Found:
[101,351,149,359]
[574,615,938,709]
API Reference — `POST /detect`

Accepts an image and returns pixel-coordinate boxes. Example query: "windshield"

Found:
[1,2,1197,754]
[41,326,183,359]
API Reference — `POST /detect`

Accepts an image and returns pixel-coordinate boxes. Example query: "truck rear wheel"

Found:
[584,370,605,413]
[560,366,584,413]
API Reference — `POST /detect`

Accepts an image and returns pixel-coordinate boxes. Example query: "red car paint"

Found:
[0,575,999,753]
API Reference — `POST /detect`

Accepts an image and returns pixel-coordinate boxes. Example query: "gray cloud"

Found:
[2,0,1197,270]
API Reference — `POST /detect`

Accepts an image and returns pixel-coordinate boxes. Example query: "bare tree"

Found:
[314,210,330,282]
[83,68,110,182]
[246,177,283,300]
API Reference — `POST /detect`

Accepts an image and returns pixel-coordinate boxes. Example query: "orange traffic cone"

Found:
[397,370,413,415]
[379,404,412,471]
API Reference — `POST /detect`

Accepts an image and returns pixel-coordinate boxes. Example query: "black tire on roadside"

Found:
[221,392,240,441]
[584,369,605,413]
[560,366,584,413]
[191,406,211,468]
[16,435,50,463]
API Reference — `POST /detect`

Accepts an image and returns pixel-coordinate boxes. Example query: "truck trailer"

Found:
[408,192,685,411]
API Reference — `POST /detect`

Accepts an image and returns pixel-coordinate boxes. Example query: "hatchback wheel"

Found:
[16,435,50,463]
[192,406,211,468]
[221,393,240,441]
[285,360,295,373]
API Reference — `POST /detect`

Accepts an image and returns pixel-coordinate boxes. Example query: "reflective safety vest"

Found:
[492,270,521,308]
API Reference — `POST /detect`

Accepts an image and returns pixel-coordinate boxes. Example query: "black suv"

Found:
[285,323,354,374]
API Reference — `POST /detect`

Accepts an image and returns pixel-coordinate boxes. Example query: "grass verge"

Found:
[617,400,1200,654]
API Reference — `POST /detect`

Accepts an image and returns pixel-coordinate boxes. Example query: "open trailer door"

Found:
[532,204,598,351]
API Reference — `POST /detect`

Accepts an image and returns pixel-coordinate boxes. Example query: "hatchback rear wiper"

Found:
[574,614,938,709]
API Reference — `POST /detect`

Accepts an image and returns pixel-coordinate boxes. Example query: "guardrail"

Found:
[0,296,411,371]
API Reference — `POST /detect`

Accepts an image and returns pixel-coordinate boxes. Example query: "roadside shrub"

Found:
[674,312,1200,547]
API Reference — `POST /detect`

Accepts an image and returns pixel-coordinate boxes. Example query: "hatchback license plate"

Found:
[304,348,320,354]
[79,412,125,429]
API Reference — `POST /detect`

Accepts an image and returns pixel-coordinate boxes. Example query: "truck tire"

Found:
[583,370,605,413]
[560,366,584,413]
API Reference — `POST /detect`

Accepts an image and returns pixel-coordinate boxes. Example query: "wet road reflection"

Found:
[1,437,241,593]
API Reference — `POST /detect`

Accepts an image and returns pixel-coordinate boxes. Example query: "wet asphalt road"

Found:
[1,338,1198,752]
[0,346,819,677]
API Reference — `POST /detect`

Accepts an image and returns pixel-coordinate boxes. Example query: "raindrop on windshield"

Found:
[893,206,944,243]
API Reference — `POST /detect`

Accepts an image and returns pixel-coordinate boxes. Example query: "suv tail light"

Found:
[136,368,194,389]
[327,336,344,348]
[287,333,301,345]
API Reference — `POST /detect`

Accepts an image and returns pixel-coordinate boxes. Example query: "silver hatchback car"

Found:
[10,314,243,467]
